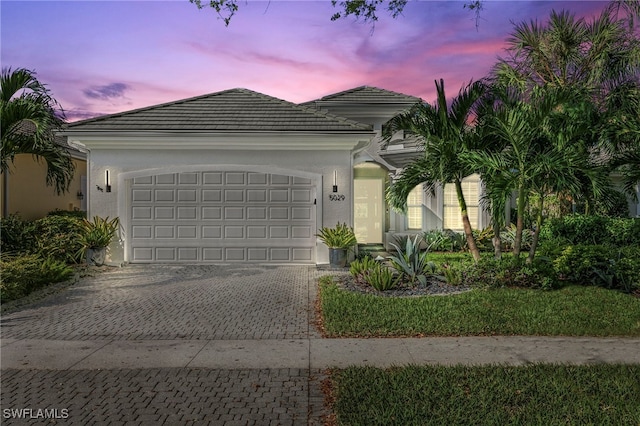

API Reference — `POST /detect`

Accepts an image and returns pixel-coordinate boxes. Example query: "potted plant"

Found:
[316,222,357,267]
[77,216,120,266]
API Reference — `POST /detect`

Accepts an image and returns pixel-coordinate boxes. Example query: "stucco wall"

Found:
[1,154,86,220]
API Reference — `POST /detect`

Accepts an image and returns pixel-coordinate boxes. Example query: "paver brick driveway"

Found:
[1,264,328,425]
[1,265,318,341]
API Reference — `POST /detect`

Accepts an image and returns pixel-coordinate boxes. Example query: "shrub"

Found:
[32,215,84,264]
[605,218,640,247]
[422,230,449,252]
[472,227,494,252]
[440,263,464,286]
[389,235,436,286]
[363,262,398,291]
[0,214,36,254]
[540,215,640,246]
[0,254,74,303]
[47,209,87,219]
[554,244,640,292]
[501,224,533,251]
[349,256,378,285]
[423,229,467,252]
[464,256,558,290]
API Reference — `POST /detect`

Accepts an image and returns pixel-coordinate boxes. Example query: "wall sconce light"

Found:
[77,190,84,200]
[105,170,112,193]
[333,170,338,193]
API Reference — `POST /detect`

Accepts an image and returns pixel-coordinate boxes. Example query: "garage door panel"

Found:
[248,172,268,185]
[156,174,176,185]
[130,171,315,263]
[202,189,222,202]
[154,207,174,219]
[178,189,197,202]
[155,189,175,202]
[203,172,223,185]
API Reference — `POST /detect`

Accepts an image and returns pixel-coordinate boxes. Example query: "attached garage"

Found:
[128,170,316,263]
[65,87,373,265]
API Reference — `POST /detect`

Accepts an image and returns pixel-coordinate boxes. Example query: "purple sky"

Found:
[1,1,609,122]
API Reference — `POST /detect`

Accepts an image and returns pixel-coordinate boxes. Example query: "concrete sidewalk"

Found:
[2,336,640,370]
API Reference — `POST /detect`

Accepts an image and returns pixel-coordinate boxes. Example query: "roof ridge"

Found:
[65,87,373,132]
[67,89,243,127]
[213,88,371,130]
[305,85,421,103]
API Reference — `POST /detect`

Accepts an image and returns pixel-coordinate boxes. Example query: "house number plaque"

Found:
[329,194,345,201]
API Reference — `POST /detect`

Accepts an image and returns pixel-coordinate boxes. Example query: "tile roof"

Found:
[66,88,372,132]
[300,86,421,106]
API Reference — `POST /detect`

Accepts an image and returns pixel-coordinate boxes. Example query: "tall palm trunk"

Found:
[455,179,481,262]
[527,194,544,264]
[513,185,527,258]
[491,207,503,260]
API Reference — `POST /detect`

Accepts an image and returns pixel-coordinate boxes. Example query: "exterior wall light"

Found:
[105,170,112,193]
[77,190,84,200]
[333,170,338,193]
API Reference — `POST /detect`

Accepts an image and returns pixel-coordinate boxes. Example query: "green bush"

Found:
[554,244,640,292]
[501,224,533,251]
[0,214,36,254]
[0,254,74,303]
[472,227,494,252]
[349,256,377,282]
[363,262,398,291]
[47,209,87,219]
[540,215,640,246]
[439,262,464,286]
[464,256,558,290]
[423,229,467,252]
[32,215,84,264]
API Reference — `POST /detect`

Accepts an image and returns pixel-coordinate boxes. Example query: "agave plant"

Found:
[388,235,436,286]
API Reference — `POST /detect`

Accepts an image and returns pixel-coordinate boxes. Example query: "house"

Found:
[0,133,87,221]
[68,86,640,265]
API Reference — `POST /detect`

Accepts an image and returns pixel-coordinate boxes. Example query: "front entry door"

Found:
[354,178,383,244]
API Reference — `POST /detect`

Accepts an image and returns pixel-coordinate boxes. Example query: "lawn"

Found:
[318,277,640,337]
[329,364,640,425]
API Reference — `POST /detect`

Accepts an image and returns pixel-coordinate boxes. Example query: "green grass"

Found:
[318,277,640,337]
[330,364,640,425]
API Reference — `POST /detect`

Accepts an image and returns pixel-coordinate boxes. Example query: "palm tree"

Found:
[467,84,610,261]
[1,67,74,194]
[384,79,486,262]
[494,5,640,198]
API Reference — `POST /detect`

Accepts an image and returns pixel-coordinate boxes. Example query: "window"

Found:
[443,175,480,230]
[407,185,423,229]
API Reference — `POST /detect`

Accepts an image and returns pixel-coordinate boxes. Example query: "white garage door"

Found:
[129,171,316,263]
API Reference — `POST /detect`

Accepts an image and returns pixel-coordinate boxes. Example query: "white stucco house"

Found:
[61,86,503,265]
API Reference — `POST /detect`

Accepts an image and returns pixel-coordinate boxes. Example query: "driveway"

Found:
[1,264,318,341]
[1,264,328,425]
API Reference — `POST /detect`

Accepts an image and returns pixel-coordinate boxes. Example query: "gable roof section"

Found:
[300,86,421,107]
[66,88,372,133]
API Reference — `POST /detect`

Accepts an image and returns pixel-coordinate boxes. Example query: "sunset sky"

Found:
[1,0,610,122]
